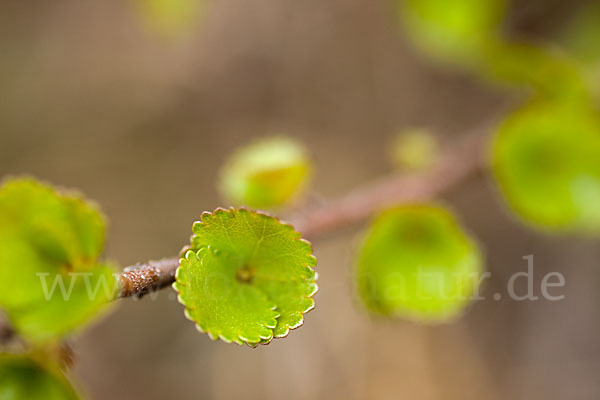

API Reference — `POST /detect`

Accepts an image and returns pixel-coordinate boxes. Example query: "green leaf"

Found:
[219,137,312,209]
[0,178,105,274]
[174,208,317,345]
[356,205,483,322]
[491,102,600,233]
[7,264,117,343]
[398,0,506,66]
[0,178,117,343]
[398,0,588,101]
[0,354,80,400]
[479,41,589,102]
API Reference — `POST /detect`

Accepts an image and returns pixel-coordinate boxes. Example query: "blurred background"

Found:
[1,0,599,399]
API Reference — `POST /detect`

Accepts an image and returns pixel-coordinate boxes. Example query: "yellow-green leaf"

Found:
[398,0,506,66]
[491,102,600,233]
[0,178,117,343]
[356,205,483,322]
[219,137,312,209]
[174,208,317,346]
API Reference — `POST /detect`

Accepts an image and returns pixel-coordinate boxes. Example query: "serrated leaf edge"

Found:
[174,249,279,346]
[177,207,318,346]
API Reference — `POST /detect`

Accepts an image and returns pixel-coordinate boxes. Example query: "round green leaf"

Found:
[219,137,312,209]
[0,354,80,400]
[174,208,317,346]
[492,102,600,233]
[0,178,117,343]
[356,205,483,322]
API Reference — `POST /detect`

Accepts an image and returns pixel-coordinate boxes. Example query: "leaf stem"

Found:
[118,128,490,299]
[118,259,179,298]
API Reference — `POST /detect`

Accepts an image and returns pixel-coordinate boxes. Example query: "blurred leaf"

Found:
[0,178,105,275]
[133,0,206,37]
[356,205,483,322]
[174,208,317,346]
[491,102,600,233]
[0,354,80,400]
[0,178,117,343]
[398,0,590,101]
[480,40,589,102]
[398,0,506,66]
[389,129,439,171]
[7,264,117,343]
[220,137,312,209]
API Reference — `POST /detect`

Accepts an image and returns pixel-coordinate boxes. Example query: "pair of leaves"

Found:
[218,139,482,326]
[174,208,317,346]
[398,0,589,101]
[399,0,600,236]
[356,205,483,322]
[0,354,80,400]
[0,176,319,350]
[358,103,600,321]
[0,179,117,343]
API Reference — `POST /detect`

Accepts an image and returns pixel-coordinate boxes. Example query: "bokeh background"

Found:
[1,0,599,399]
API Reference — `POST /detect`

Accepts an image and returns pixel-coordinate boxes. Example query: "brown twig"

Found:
[0,317,15,345]
[118,128,490,298]
[289,128,489,237]
[118,259,179,298]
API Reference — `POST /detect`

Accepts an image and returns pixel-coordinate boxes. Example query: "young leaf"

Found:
[356,205,483,323]
[7,264,118,343]
[398,0,588,101]
[480,41,589,102]
[0,178,117,343]
[0,354,80,399]
[173,208,317,346]
[491,102,600,233]
[219,137,312,209]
